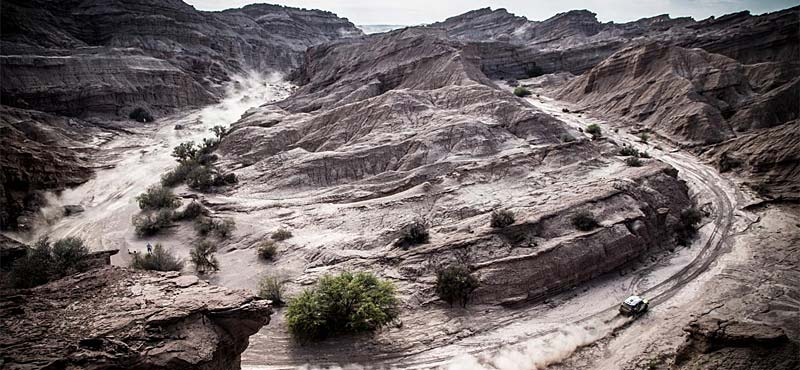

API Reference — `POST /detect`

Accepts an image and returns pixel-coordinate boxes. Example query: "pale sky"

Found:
[184,0,797,25]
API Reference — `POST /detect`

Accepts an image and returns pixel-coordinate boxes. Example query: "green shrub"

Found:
[625,157,643,167]
[190,239,219,273]
[585,124,602,138]
[9,237,90,289]
[286,272,399,341]
[194,217,236,239]
[175,201,207,220]
[639,151,652,159]
[395,221,429,248]
[525,65,544,78]
[258,275,285,305]
[197,153,218,166]
[172,142,198,163]
[513,86,532,97]
[674,208,703,246]
[639,133,650,143]
[130,244,183,271]
[210,125,229,140]
[186,165,214,191]
[271,228,293,241]
[572,211,599,231]
[490,209,515,228]
[619,146,639,157]
[129,107,154,123]
[257,240,278,260]
[133,210,174,236]
[136,185,180,211]
[198,137,219,156]
[435,264,479,307]
[161,161,199,187]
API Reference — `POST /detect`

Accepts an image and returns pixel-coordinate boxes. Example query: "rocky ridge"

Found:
[0,266,271,370]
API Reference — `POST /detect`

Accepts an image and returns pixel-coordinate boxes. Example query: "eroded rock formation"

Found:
[0,267,271,370]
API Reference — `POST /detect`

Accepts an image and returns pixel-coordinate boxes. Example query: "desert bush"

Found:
[133,210,174,236]
[490,209,515,228]
[639,151,652,159]
[674,207,703,246]
[513,86,532,97]
[257,240,278,260]
[639,133,650,143]
[9,237,90,288]
[190,239,219,273]
[130,244,183,271]
[258,275,285,305]
[435,264,479,307]
[186,165,214,191]
[50,237,91,278]
[271,228,293,241]
[194,217,236,239]
[222,173,237,184]
[197,153,218,166]
[210,125,229,140]
[161,161,199,187]
[129,107,154,123]
[619,146,639,157]
[175,201,207,220]
[172,142,198,163]
[625,157,643,167]
[560,134,576,143]
[286,272,399,341]
[525,65,544,78]
[585,124,602,138]
[136,185,180,211]
[198,137,219,156]
[395,221,429,248]
[572,211,599,231]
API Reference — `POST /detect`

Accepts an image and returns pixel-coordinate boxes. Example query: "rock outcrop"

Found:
[0,267,271,370]
[218,27,694,309]
[0,106,101,229]
[0,0,361,230]
[674,318,800,370]
[702,120,800,200]
[0,0,362,117]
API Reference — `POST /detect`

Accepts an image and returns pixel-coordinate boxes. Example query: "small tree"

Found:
[136,185,180,210]
[619,146,639,157]
[50,237,90,278]
[490,209,515,228]
[133,210,174,236]
[625,157,643,167]
[175,201,207,220]
[161,161,199,187]
[190,240,219,274]
[286,272,399,342]
[395,221,429,248]
[258,275,285,305]
[513,86,532,97]
[129,107,154,123]
[186,165,214,191]
[210,125,228,140]
[257,240,278,260]
[585,124,602,138]
[572,211,599,231]
[130,244,183,271]
[194,217,235,239]
[9,237,90,289]
[271,228,293,241]
[172,142,198,163]
[435,264,479,307]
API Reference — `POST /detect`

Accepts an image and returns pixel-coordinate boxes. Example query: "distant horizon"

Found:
[183,0,797,26]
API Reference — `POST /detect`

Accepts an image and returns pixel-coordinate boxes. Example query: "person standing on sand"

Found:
[146,242,153,254]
